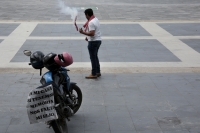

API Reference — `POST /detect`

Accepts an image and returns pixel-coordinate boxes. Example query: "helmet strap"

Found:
[40,68,42,76]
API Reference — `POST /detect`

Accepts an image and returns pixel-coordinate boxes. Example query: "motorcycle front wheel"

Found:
[51,119,68,133]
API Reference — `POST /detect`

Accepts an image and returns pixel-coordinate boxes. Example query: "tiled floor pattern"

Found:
[1,73,200,133]
[30,24,151,37]
[158,23,200,36]
[11,39,181,62]
[0,22,200,68]
[0,23,20,36]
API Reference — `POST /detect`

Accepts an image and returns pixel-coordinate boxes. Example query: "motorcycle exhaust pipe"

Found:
[62,106,74,117]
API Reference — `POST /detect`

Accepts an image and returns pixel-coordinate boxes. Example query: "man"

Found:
[79,8,102,79]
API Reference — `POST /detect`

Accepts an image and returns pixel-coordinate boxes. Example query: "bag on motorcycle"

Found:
[26,82,58,124]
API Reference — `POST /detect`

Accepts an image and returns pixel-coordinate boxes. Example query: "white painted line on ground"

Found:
[27,36,155,40]
[140,23,200,63]
[27,36,200,40]
[27,37,85,40]
[50,21,200,24]
[177,36,200,39]
[0,21,200,24]
[0,37,6,39]
[0,22,38,67]
[99,21,197,24]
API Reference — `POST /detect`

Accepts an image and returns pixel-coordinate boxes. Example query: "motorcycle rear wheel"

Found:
[51,119,68,133]
[70,84,82,114]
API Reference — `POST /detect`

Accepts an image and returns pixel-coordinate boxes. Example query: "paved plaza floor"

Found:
[1,0,200,133]
[1,73,200,133]
[0,0,200,21]
[0,21,200,69]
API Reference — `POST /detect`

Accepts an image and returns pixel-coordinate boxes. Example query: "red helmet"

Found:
[54,52,73,67]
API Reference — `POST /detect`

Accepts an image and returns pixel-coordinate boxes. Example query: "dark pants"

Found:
[88,41,101,75]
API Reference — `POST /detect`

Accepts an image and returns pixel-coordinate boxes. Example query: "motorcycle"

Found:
[24,50,82,133]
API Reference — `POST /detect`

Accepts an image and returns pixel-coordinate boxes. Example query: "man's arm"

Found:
[79,28,95,36]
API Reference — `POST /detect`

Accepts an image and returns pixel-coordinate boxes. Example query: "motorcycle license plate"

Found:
[26,83,58,124]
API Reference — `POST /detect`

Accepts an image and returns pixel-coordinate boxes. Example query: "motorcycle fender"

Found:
[69,82,77,91]
[40,72,53,85]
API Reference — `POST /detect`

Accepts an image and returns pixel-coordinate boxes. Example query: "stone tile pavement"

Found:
[0,0,200,21]
[0,20,200,133]
[181,39,200,54]
[0,21,200,68]
[0,0,200,132]
[0,39,3,43]
[1,72,200,133]
[158,23,200,36]
[30,24,151,37]
[0,23,20,36]
[11,39,181,62]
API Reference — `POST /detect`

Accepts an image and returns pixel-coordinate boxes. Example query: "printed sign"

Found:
[27,84,58,124]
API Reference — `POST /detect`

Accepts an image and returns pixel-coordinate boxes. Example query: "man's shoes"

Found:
[97,73,101,77]
[85,74,97,79]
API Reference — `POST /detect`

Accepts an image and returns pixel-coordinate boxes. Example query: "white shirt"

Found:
[88,17,101,41]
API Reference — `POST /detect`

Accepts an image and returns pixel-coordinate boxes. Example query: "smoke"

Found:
[57,0,78,21]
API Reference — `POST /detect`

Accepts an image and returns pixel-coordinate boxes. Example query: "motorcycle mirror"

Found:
[23,50,32,56]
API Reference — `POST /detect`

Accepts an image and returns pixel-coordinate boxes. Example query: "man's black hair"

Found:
[84,8,93,16]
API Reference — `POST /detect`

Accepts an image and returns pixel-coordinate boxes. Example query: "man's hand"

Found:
[79,28,95,37]
[79,28,84,34]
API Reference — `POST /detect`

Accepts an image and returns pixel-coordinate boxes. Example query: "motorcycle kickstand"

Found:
[48,125,52,128]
